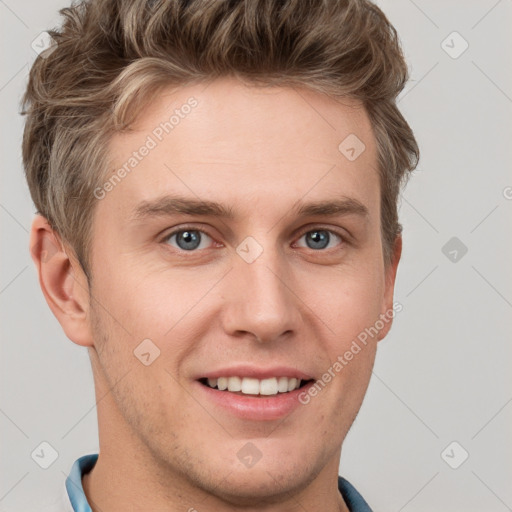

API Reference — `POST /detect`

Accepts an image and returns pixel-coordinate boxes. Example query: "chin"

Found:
[205,467,312,507]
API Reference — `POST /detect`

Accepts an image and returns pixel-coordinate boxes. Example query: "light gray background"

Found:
[1,1,511,511]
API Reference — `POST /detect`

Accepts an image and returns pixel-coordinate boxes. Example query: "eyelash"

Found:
[160,225,347,253]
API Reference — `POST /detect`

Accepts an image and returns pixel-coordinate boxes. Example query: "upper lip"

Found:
[197,365,314,381]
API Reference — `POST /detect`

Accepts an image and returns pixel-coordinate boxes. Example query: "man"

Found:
[24,0,418,510]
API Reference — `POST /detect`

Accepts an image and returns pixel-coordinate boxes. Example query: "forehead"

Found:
[103,77,379,221]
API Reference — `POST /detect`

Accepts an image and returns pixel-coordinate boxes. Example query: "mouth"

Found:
[198,376,315,397]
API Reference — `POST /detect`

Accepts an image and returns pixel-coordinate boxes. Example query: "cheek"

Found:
[90,264,214,377]
[301,260,384,405]
[307,261,385,342]
[91,255,186,332]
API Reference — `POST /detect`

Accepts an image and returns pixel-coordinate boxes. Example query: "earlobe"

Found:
[29,215,94,348]
[377,234,402,341]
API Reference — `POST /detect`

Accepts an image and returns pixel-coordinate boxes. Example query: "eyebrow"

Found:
[130,194,369,222]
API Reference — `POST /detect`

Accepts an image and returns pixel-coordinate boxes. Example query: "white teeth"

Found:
[277,376,289,393]
[203,376,304,395]
[259,377,278,395]
[241,377,260,395]
[287,377,298,392]
[227,376,242,392]
[217,377,228,390]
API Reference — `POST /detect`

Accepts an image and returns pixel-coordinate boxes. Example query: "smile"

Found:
[199,376,310,396]
[199,376,313,396]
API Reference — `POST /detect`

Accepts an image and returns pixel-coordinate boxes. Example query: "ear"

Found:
[377,234,402,341]
[29,215,94,347]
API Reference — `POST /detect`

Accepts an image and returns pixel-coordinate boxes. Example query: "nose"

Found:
[219,242,302,344]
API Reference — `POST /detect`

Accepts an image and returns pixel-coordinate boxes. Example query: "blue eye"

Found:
[162,226,345,253]
[164,229,213,251]
[295,229,343,250]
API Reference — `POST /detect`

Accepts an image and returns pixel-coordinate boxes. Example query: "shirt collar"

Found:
[65,453,373,512]
[65,453,97,512]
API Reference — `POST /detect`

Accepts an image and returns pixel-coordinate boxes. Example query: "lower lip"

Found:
[194,380,315,421]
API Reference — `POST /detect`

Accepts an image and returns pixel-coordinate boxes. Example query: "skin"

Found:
[30,77,401,512]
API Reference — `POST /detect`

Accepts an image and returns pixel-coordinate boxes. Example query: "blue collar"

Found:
[66,454,373,511]
[65,454,98,512]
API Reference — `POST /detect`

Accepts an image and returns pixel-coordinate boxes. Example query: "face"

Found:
[83,77,399,503]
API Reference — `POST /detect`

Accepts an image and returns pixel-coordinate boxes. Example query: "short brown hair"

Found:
[22,0,419,279]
